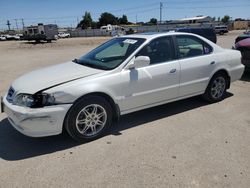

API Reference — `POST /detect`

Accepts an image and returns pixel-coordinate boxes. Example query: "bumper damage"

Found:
[2,96,72,137]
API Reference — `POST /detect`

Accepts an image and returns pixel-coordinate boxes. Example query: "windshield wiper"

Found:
[73,59,109,70]
[81,62,103,69]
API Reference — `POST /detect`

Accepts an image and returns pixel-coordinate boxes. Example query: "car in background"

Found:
[235,38,250,70]
[244,31,250,35]
[58,32,70,38]
[214,25,229,35]
[16,33,23,40]
[235,33,250,44]
[176,28,217,43]
[0,35,6,41]
[1,32,244,142]
[23,24,58,43]
[4,34,20,40]
[13,35,21,40]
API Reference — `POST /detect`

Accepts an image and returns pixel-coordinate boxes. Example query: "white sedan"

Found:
[0,35,6,41]
[1,32,244,142]
[58,32,70,38]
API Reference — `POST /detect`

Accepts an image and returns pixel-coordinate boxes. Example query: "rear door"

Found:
[175,35,215,97]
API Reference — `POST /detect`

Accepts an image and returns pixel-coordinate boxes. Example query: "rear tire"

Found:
[64,96,113,142]
[202,72,228,103]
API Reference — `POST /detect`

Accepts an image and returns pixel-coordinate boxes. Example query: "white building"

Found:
[171,16,214,24]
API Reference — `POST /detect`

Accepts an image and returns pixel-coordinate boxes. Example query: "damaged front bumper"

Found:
[2,95,72,137]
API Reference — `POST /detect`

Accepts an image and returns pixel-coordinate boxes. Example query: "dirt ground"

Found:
[0,31,250,188]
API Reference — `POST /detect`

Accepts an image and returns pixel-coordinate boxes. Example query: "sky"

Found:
[0,0,249,30]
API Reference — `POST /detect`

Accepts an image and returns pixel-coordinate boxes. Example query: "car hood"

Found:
[12,62,104,94]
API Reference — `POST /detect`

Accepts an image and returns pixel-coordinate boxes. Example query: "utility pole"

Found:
[136,14,138,24]
[21,18,25,29]
[6,20,11,31]
[15,19,18,30]
[160,2,163,24]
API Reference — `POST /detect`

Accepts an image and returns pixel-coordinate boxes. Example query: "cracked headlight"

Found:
[13,93,55,108]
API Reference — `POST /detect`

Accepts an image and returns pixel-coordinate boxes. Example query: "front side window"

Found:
[76,37,145,70]
[176,35,212,59]
[136,36,175,64]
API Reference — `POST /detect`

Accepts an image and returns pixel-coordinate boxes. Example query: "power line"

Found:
[161,0,246,4]
[0,1,249,29]
[168,4,250,9]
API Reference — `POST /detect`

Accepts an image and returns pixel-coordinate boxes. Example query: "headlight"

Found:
[13,94,35,107]
[13,93,55,107]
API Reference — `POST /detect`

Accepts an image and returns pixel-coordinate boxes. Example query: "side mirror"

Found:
[128,56,150,69]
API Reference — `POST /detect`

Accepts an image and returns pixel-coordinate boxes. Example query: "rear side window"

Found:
[136,36,175,65]
[176,35,212,59]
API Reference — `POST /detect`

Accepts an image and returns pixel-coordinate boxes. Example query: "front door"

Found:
[119,36,180,112]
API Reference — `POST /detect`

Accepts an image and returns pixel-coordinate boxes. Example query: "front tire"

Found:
[64,96,113,142]
[202,73,228,103]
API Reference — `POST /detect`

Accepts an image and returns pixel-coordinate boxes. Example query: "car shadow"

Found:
[0,93,233,161]
[21,41,54,45]
[241,70,250,82]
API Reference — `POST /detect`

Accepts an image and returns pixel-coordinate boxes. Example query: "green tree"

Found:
[91,21,99,29]
[99,12,118,26]
[217,17,221,22]
[77,11,93,29]
[149,18,157,25]
[221,15,230,24]
[118,15,128,25]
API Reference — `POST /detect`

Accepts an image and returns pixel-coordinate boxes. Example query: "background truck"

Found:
[214,25,229,35]
[23,23,58,42]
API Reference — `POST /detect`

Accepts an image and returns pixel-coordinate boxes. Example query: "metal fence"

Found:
[69,29,111,37]
[68,23,218,37]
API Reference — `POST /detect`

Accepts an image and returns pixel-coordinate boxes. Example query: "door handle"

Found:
[169,69,176,73]
[210,61,215,65]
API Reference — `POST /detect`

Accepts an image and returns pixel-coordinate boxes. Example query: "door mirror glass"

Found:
[128,56,150,69]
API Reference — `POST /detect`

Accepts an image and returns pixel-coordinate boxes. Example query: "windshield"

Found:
[75,37,146,70]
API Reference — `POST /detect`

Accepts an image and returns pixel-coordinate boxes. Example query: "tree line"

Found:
[77,11,158,29]
[77,11,232,29]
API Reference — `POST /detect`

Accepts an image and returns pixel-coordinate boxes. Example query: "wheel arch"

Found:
[82,92,120,121]
[64,92,120,127]
[210,69,231,89]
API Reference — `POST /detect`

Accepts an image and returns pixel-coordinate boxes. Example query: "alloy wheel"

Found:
[75,104,107,137]
[211,76,226,99]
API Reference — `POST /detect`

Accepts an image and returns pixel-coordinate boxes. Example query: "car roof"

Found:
[120,32,198,40]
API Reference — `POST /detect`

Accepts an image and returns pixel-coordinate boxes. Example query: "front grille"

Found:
[6,87,15,103]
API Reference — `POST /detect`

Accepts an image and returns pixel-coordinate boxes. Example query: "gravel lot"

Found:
[0,30,249,188]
